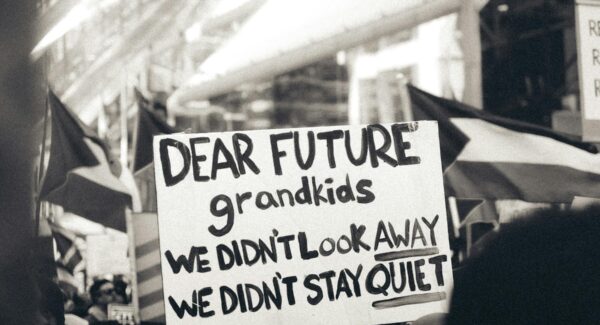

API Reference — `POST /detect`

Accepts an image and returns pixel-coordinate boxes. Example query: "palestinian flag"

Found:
[56,264,80,296]
[132,88,177,172]
[39,91,131,231]
[408,85,600,203]
[51,226,83,274]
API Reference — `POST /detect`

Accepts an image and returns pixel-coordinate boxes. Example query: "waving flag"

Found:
[132,89,176,172]
[39,91,131,231]
[51,226,83,274]
[408,85,600,203]
[56,264,80,296]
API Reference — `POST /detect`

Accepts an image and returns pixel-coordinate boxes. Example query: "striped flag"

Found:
[131,212,165,323]
[131,89,175,212]
[460,200,499,228]
[132,89,176,173]
[40,91,132,231]
[408,85,600,203]
[134,163,157,213]
[56,264,81,295]
[51,226,83,274]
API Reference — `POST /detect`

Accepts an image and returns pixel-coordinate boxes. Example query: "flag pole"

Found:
[35,88,51,237]
[126,210,141,322]
[120,69,129,168]
[447,196,461,239]
[466,223,473,257]
[130,96,140,174]
[121,68,141,320]
[398,75,413,121]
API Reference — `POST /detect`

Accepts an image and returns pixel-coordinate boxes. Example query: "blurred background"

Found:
[2,0,598,324]
[37,0,579,135]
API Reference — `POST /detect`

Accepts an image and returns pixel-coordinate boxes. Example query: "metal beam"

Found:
[35,0,79,46]
[59,0,201,115]
[460,0,483,108]
[201,0,266,33]
[169,0,461,109]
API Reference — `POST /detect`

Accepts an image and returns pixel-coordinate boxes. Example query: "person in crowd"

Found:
[63,292,89,325]
[70,293,92,319]
[64,312,88,325]
[112,276,129,304]
[37,275,65,325]
[86,279,118,323]
[446,207,600,324]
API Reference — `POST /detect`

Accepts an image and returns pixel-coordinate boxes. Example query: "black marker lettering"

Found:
[160,138,190,186]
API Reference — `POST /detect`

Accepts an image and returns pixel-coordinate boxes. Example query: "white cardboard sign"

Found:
[153,122,453,324]
[576,0,600,141]
[86,233,130,277]
[108,304,137,324]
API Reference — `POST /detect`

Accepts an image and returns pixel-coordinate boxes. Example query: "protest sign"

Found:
[153,122,453,324]
[108,304,137,325]
[576,0,600,141]
[86,232,130,277]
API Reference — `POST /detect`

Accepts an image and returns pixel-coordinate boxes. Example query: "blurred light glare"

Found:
[31,0,120,60]
[185,22,202,43]
[32,4,91,59]
[336,51,346,65]
[497,4,509,12]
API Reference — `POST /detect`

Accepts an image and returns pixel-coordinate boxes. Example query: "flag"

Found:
[51,226,83,274]
[39,91,131,231]
[408,85,600,203]
[56,264,80,296]
[121,165,143,213]
[452,198,493,227]
[132,89,176,172]
[460,200,499,228]
[36,213,59,279]
[134,162,158,212]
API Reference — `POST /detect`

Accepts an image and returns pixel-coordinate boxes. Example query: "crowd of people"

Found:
[41,277,130,325]
[412,205,600,325]
[35,205,600,325]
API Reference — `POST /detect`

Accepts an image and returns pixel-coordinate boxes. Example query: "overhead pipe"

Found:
[168,0,461,110]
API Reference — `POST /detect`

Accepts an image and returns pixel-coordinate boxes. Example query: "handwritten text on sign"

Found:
[576,1,600,141]
[153,122,453,324]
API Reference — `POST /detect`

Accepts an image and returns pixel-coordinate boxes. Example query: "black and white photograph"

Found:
[1,0,600,324]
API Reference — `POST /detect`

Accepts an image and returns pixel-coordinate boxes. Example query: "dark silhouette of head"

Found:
[89,279,116,306]
[447,207,600,324]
